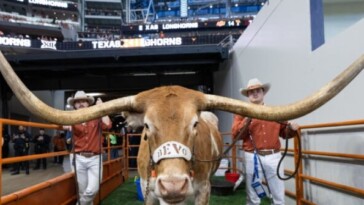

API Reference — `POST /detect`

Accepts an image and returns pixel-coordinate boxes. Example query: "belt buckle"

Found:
[259,149,274,156]
[80,152,94,157]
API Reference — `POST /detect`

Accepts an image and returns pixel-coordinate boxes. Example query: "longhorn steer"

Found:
[1,52,364,204]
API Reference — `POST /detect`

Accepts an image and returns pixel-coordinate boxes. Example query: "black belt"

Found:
[75,152,100,158]
[246,149,280,156]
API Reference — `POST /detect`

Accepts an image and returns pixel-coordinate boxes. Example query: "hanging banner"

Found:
[91,37,182,49]
[0,37,31,47]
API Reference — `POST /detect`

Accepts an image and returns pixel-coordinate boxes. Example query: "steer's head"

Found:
[134,87,206,203]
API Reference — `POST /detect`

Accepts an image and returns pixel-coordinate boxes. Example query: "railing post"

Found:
[231,134,237,173]
[123,133,128,179]
[126,133,130,172]
[107,134,111,162]
[294,130,303,205]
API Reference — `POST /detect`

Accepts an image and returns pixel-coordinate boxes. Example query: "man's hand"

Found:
[98,97,111,126]
[236,117,252,139]
[245,117,252,126]
[63,126,72,131]
[288,121,299,131]
[96,98,103,105]
[239,118,251,131]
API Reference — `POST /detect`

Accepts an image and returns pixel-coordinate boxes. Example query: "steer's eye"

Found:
[144,123,149,129]
[193,121,199,128]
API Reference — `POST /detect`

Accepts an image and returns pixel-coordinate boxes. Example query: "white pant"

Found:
[72,154,103,205]
[244,152,285,205]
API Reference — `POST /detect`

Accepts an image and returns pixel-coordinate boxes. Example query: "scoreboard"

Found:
[121,18,250,34]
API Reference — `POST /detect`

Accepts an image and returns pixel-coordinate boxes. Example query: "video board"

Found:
[121,18,249,34]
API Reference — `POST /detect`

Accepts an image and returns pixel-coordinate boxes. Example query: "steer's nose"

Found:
[158,177,189,200]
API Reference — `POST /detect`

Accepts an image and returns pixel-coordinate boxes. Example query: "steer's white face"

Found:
[130,88,210,204]
[142,101,199,204]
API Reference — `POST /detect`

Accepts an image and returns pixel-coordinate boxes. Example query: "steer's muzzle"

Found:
[155,174,193,203]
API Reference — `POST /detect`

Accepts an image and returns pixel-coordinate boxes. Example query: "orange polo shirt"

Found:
[72,119,111,154]
[231,115,297,151]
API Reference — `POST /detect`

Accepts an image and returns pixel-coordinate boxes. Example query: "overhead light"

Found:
[132,73,157,76]
[87,92,106,97]
[163,71,196,75]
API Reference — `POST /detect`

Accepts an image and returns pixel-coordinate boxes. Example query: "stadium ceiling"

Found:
[2,45,229,100]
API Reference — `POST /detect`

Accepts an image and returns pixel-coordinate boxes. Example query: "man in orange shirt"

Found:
[231,78,299,205]
[64,91,111,205]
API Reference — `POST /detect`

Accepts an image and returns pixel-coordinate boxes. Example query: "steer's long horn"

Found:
[205,54,364,121]
[0,52,137,125]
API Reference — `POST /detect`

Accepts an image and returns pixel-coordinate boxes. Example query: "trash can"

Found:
[134,177,144,201]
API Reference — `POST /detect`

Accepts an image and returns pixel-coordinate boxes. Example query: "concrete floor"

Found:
[2,157,69,195]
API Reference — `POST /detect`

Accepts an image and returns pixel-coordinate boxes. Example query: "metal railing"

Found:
[0,118,127,205]
[3,117,363,204]
[291,119,364,205]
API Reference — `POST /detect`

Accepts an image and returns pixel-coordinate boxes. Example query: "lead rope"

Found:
[144,160,152,205]
[277,124,301,180]
[144,134,154,205]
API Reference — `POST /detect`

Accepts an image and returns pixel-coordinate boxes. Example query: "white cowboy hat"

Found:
[240,78,270,97]
[67,91,95,106]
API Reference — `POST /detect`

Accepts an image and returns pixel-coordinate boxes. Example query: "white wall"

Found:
[324,1,364,40]
[215,0,364,204]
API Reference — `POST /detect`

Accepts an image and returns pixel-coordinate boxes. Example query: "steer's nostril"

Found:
[180,178,188,194]
[158,178,168,195]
